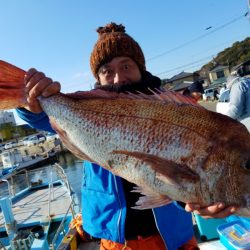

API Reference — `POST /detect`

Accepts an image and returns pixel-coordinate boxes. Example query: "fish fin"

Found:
[0,60,26,110]
[112,150,200,185]
[0,60,26,83]
[146,88,199,105]
[131,186,172,210]
[64,88,200,106]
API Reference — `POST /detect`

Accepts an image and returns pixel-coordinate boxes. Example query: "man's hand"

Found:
[185,203,238,219]
[24,68,61,113]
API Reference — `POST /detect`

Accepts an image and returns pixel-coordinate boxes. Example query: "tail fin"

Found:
[0,60,26,110]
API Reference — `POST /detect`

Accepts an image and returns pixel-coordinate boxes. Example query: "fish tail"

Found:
[0,60,27,110]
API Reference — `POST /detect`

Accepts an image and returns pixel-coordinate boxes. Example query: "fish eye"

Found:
[244,160,250,170]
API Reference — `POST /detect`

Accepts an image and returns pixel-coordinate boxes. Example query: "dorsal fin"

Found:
[65,88,201,107]
[0,59,201,107]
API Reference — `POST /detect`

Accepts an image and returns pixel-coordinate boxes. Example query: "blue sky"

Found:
[0,0,249,124]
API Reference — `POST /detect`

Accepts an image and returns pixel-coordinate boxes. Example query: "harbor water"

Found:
[0,152,84,204]
[57,151,83,203]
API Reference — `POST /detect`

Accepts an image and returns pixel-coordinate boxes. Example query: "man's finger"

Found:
[194,205,237,219]
[185,203,200,212]
[26,96,42,113]
[24,68,38,84]
[28,77,53,98]
[43,81,61,97]
[25,71,46,91]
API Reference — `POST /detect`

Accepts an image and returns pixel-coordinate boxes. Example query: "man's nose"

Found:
[113,72,126,84]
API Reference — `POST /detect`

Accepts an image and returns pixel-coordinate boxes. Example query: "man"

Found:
[17,22,236,250]
[226,69,250,122]
[183,80,204,101]
[219,84,227,96]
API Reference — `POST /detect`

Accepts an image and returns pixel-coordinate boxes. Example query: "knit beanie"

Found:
[90,22,146,79]
[189,80,204,94]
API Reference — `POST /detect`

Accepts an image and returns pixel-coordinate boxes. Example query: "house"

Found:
[0,122,37,142]
[231,59,250,76]
[170,81,193,92]
[0,111,16,126]
[208,65,230,86]
[163,71,201,92]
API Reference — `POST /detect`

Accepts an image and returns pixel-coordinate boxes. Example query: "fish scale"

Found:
[40,96,239,203]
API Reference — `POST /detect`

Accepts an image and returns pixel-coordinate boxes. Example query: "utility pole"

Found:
[247,0,250,20]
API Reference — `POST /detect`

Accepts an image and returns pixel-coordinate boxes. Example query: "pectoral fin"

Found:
[112,150,200,186]
[131,186,172,210]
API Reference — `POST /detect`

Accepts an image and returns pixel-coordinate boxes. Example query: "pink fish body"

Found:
[1,60,250,216]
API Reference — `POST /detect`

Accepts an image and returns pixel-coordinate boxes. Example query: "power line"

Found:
[156,55,214,76]
[156,42,250,79]
[147,12,248,62]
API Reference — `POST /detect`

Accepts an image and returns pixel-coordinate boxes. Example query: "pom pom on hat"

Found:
[90,22,146,79]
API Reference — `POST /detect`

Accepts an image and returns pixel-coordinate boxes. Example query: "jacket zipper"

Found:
[152,209,168,250]
[113,175,123,243]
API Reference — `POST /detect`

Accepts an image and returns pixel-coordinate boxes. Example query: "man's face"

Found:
[191,92,202,101]
[98,57,142,85]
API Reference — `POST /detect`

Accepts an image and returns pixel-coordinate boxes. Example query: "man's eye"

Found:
[123,64,130,70]
[103,69,112,76]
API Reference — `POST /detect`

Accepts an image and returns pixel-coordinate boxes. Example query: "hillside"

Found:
[199,37,250,74]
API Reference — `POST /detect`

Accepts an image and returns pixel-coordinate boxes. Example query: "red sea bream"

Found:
[0,60,250,216]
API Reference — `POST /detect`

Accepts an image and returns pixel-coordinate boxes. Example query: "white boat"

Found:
[0,163,80,250]
[0,149,57,179]
[1,159,246,249]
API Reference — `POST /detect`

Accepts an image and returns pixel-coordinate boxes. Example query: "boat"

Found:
[0,163,80,250]
[0,148,57,179]
[57,215,250,250]
[193,213,250,250]
[1,161,247,249]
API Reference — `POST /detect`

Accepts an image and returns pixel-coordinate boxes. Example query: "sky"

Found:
[0,0,249,124]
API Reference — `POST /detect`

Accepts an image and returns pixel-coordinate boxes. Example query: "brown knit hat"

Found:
[90,22,146,79]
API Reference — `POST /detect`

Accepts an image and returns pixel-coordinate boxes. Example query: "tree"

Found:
[199,37,250,74]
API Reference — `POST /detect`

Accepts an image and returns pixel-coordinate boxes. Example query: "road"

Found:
[199,101,217,112]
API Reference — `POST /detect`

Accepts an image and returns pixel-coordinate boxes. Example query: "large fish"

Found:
[1,60,250,216]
